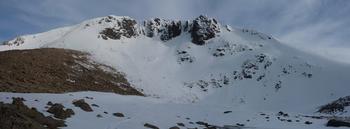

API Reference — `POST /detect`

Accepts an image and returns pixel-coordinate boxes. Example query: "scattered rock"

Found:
[47,103,74,119]
[196,121,208,126]
[47,101,53,106]
[196,121,218,129]
[72,99,93,112]
[176,50,194,64]
[144,123,159,129]
[0,98,66,129]
[113,112,125,117]
[301,72,312,78]
[169,126,180,129]
[309,116,324,119]
[177,123,185,127]
[91,104,99,107]
[236,123,245,126]
[224,111,232,114]
[234,54,273,81]
[274,81,282,91]
[277,111,289,117]
[326,119,350,127]
[304,121,313,125]
[221,125,243,129]
[96,114,103,118]
[84,96,93,100]
[13,97,26,102]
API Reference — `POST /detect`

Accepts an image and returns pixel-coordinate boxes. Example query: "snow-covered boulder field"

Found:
[1,15,350,129]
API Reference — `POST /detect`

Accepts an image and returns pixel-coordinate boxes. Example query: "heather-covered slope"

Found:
[0,48,142,95]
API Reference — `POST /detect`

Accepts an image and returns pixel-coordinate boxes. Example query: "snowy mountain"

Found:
[1,15,350,129]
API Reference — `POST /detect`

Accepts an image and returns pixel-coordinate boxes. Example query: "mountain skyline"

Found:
[1,0,350,64]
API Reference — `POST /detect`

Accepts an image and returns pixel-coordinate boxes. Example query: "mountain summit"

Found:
[3,15,226,46]
[89,15,223,45]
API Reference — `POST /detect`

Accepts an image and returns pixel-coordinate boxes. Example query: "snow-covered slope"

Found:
[1,15,350,129]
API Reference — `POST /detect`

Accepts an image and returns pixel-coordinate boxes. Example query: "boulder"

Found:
[326,119,350,127]
[72,99,93,112]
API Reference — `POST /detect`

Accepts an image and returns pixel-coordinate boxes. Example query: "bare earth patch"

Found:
[0,48,143,96]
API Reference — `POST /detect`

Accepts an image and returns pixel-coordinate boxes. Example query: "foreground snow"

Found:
[0,92,337,129]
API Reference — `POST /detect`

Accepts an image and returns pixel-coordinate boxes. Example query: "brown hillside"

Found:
[0,48,142,96]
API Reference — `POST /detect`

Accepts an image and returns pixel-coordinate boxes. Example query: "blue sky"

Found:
[1,0,350,63]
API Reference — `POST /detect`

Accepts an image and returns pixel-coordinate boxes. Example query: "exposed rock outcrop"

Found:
[3,37,25,46]
[98,15,221,45]
[72,99,93,112]
[99,16,138,40]
[190,15,220,45]
[144,18,182,41]
[318,96,350,114]
[0,98,66,129]
[326,119,350,127]
[47,103,75,119]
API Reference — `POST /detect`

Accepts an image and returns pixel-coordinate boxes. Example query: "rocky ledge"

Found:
[97,15,221,45]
